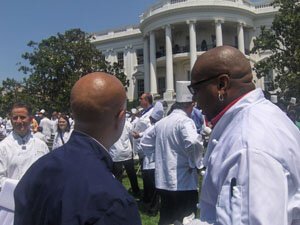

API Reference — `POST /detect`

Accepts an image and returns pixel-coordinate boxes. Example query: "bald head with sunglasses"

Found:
[190,45,255,121]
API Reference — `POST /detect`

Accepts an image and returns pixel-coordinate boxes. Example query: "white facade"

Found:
[92,0,277,101]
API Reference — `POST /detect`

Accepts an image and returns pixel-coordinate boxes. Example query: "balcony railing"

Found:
[155,43,249,59]
[140,0,275,21]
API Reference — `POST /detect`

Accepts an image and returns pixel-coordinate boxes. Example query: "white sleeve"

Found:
[0,146,8,189]
[140,126,156,156]
[180,119,204,169]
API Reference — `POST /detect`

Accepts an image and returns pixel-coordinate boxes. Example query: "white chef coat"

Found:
[140,125,155,170]
[39,117,53,140]
[109,121,133,162]
[52,130,73,150]
[0,132,49,188]
[199,88,300,225]
[132,106,153,157]
[149,109,204,191]
[0,132,49,225]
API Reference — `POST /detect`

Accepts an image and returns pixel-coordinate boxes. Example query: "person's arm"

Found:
[140,126,156,157]
[94,197,142,225]
[180,119,204,169]
[0,145,9,190]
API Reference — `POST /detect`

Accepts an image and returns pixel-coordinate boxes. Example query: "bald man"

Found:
[14,72,142,225]
[189,46,300,224]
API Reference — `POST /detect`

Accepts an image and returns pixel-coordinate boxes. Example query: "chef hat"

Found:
[150,101,164,121]
[270,95,278,104]
[176,81,193,103]
[137,106,143,112]
[131,108,137,114]
[290,97,296,105]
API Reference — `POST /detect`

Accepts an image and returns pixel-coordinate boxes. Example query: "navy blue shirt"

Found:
[14,131,141,225]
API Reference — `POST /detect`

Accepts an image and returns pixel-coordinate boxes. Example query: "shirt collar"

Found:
[211,93,249,127]
[12,131,32,144]
[141,105,153,115]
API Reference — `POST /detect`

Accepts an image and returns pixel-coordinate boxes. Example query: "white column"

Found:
[143,36,150,93]
[215,19,223,46]
[188,20,197,71]
[163,24,174,101]
[237,22,245,54]
[149,31,157,94]
[124,45,134,101]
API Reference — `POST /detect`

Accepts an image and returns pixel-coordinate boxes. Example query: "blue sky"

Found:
[0,0,156,82]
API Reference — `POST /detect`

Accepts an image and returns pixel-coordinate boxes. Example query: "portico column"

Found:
[163,24,174,101]
[187,20,197,71]
[215,19,223,46]
[149,31,157,94]
[237,22,245,54]
[143,36,150,93]
[124,45,134,101]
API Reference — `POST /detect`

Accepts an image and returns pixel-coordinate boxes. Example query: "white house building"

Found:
[92,0,277,101]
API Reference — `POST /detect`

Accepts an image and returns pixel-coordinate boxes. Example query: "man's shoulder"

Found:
[31,135,48,147]
[0,133,13,146]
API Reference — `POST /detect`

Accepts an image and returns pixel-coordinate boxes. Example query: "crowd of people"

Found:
[0,46,299,225]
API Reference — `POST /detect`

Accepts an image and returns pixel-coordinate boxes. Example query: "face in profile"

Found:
[11,107,32,137]
[139,94,148,109]
[58,117,68,131]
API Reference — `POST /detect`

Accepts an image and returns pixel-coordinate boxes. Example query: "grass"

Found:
[122,173,159,225]
[121,170,203,225]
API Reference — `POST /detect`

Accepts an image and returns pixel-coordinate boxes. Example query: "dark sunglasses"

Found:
[188,74,228,95]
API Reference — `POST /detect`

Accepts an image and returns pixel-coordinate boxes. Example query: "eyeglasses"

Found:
[188,74,227,95]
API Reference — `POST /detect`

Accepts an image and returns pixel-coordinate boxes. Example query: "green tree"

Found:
[19,28,128,113]
[251,0,300,101]
[0,78,28,116]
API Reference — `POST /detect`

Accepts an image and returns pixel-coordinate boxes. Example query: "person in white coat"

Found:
[189,45,300,225]
[145,81,204,225]
[0,103,49,225]
[131,93,154,200]
[38,109,53,141]
[109,120,141,197]
[140,101,164,216]
[132,93,154,159]
[52,114,73,150]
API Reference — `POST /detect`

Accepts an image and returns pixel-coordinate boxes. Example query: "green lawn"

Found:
[121,170,203,225]
[122,174,159,225]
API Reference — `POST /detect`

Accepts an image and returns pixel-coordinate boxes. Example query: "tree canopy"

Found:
[251,0,300,102]
[0,28,127,115]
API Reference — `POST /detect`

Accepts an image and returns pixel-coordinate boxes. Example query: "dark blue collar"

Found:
[141,105,153,115]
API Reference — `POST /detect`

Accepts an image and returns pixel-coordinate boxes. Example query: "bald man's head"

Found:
[192,45,252,82]
[190,46,255,120]
[70,72,127,148]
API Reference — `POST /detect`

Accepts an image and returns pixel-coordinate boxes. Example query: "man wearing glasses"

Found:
[189,46,300,225]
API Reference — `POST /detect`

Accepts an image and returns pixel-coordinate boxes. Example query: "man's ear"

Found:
[217,75,230,91]
[117,109,126,121]
[115,109,126,128]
